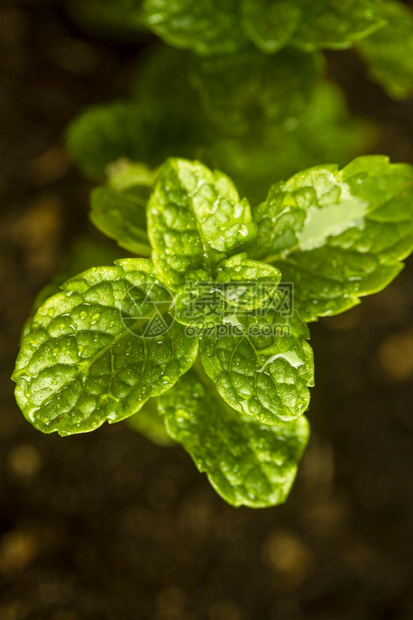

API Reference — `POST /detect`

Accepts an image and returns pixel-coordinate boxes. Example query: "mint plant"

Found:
[141,0,413,97]
[65,1,413,204]
[67,0,413,99]
[13,156,413,507]
[66,45,372,204]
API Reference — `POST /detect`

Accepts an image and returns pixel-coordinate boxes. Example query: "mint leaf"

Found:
[107,160,156,191]
[13,259,198,436]
[127,397,174,446]
[253,156,413,321]
[158,369,310,507]
[147,158,257,289]
[90,160,155,256]
[214,82,373,204]
[66,53,208,181]
[192,48,323,136]
[65,103,148,180]
[172,253,281,328]
[291,0,385,51]
[91,185,151,256]
[241,0,301,54]
[216,253,282,311]
[200,308,314,425]
[143,0,384,56]
[143,0,247,56]
[21,238,123,340]
[357,1,413,99]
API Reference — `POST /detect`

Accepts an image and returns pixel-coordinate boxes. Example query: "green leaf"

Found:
[65,103,147,180]
[253,155,413,321]
[66,49,209,181]
[90,184,151,256]
[21,238,123,340]
[158,369,310,507]
[191,47,323,136]
[216,253,282,311]
[241,0,301,54]
[143,0,384,55]
[90,160,156,256]
[126,397,174,446]
[13,259,198,436]
[200,307,314,425]
[291,0,386,51]
[357,1,413,99]
[107,160,157,191]
[172,253,281,327]
[147,158,257,289]
[213,81,374,204]
[143,0,248,56]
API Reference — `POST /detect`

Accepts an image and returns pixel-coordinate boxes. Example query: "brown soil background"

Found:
[1,2,413,619]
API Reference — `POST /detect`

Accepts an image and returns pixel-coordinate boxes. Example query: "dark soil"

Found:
[1,2,413,619]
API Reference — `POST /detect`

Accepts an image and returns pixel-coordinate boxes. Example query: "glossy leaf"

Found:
[143,0,248,56]
[172,253,281,327]
[158,369,310,507]
[13,259,198,436]
[357,1,413,99]
[253,156,413,321]
[21,238,123,340]
[143,0,385,56]
[147,158,257,289]
[216,253,282,311]
[90,161,155,255]
[200,308,314,425]
[91,185,151,256]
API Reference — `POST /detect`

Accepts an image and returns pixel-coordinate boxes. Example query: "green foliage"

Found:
[127,398,174,446]
[66,46,371,203]
[65,103,147,180]
[200,309,314,425]
[13,259,198,436]
[22,238,123,339]
[252,156,413,321]
[192,47,323,136]
[14,157,413,507]
[289,0,385,51]
[90,161,155,255]
[143,0,385,55]
[241,0,301,54]
[67,0,413,106]
[357,0,413,98]
[143,0,247,56]
[158,369,310,508]
[147,159,257,288]
[214,81,374,204]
